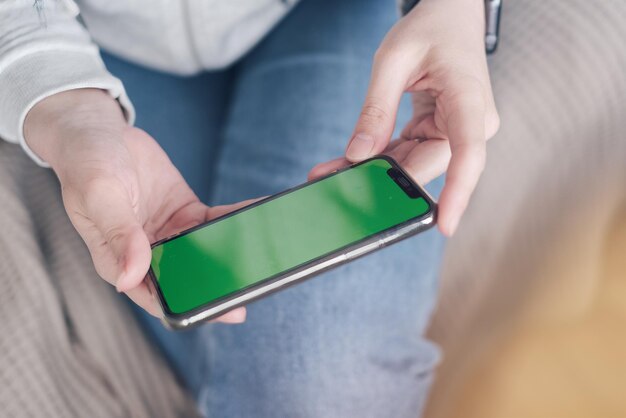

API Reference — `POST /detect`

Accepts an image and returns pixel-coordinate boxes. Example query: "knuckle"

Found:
[360,99,390,125]
[102,224,128,247]
[373,32,402,62]
[374,44,404,68]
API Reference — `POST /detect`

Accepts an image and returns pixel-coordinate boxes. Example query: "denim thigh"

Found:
[103,0,445,416]
[193,0,446,417]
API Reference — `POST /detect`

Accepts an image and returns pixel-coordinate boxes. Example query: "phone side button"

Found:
[346,241,381,260]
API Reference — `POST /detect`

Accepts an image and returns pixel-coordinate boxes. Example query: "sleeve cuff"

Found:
[398,0,421,15]
[0,47,135,167]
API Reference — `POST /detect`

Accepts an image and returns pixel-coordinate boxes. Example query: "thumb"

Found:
[80,179,152,292]
[346,58,406,162]
[111,223,152,293]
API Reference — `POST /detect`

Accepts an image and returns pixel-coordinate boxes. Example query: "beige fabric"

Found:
[426,1,626,417]
[0,145,199,417]
[2,1,625,416]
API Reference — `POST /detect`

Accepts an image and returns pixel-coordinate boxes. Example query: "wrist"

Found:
[23,88,127,167]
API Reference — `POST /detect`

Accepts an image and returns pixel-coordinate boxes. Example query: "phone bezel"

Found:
[147,155,437,329]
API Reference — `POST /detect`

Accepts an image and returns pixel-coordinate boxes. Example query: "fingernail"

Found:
[346,134,374,161]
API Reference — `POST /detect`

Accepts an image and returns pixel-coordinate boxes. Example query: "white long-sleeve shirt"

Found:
[0,0,411,167]
[0,0,299,166]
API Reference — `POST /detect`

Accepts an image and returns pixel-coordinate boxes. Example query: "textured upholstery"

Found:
[0,147,199,417]
[426,1,626,416]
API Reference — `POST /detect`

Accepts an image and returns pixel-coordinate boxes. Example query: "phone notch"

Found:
[387,167,421,199]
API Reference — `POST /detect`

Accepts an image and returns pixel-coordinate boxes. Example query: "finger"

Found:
[437,80,487,236]
[386,139,416,162]
[346,55,409,162]
[208,197,265,220]
[82,179,152,292]
[125,281,247,323]
[210,307,247,324]
[389,139,451,186]
[401,114,448,142]
[385,137,409,155]
[398,92,438,141]
[125,282,162,317]
[154,200,213,241]
[308,157,349,180]
[409,91,437,119]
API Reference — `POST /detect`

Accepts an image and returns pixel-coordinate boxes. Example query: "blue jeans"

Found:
[103,0,445,416]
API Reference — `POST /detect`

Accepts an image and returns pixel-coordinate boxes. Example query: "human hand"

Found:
[24,88,248,323]
[310,0,499,236]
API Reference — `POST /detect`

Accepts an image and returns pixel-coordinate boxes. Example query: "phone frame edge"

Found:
[148,155,437,330]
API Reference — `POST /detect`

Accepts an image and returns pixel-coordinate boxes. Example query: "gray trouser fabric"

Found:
[0,146,199,417]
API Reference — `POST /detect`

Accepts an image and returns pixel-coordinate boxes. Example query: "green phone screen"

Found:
[151,158,431,314]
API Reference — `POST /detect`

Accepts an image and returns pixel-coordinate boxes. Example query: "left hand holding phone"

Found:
[23,88,249,323]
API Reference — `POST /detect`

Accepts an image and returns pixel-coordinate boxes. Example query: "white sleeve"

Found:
[398,0,420,16]
[0,0,134,167]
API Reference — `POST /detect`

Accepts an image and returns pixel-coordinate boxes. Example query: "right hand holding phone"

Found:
[24,88,248,323]
[310,0,500,236]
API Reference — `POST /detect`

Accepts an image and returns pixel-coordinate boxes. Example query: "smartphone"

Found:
[147,156,436,329]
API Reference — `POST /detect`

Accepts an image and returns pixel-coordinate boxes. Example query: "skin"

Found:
[24,89,248,323]
[23,0,498,319]
[310,0,499,236]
